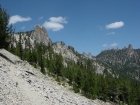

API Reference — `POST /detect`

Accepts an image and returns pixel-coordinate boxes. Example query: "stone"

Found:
[30,25,51,46]
[0,49,113,105]
[0,49,22,64]
[11,24,51,49]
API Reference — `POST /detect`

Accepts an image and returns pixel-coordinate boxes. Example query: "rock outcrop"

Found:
[52,42,79,63]
[0,49,113,105]
[81,52,96,60]
[11,24,51,49]
[30,25,51,46]
[0,49,22,64]
[127,44,133,54]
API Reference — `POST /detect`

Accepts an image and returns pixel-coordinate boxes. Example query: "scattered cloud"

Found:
[43,21,64,31]
[106,21,124,29]
[107,32,115,35]
[43,16,67,31]
[9,15,31,24]
[49,16,67,23]
[103,42,118,47]
[103,44,107,47]
[39,16,43,20]
[97,26,104,30]
[111,42,118,47]
[21,26,25,29]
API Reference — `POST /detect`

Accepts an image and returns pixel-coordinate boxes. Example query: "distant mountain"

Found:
[96,44,140,80]
[11,24,115,76]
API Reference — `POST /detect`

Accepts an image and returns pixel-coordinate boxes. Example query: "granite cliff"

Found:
[11,24,51,49]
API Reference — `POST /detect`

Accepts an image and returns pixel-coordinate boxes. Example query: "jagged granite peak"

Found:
[82,52,87,57]
[126,44,135,56]
[123,46,127,49]
[52,42,79,63]
[30,24,51,46]
[96,44,140,80]
[82,52,96,60]
[11,24,52,49]
[128,44,133,49]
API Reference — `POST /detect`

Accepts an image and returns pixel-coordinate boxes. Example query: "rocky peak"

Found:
[97,44,140,80]
[52,42,79,63]
[12,24,51,49]
[128,44,133,49]
[82,52,87,57]
[30,24,51,46]
[82,52,96,60]
[127,44,134,56]
[123,46,127,49]
[88,52,93,59]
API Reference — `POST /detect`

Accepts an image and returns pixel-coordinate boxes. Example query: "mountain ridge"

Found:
[96,44,140,80]
[11,25,115,75]
[11,24,140,80]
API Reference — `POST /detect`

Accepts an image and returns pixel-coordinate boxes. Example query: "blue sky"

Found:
[1,0,140,56]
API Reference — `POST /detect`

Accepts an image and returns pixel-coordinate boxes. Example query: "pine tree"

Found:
[19,32,23,59]
[0,5,13,49]
[55,54,63,76]
[40,56,46,75]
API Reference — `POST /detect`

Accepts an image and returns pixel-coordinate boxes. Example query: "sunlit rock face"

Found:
[30,25,51,46]
[11,24,51,49]
[52,42,79,63]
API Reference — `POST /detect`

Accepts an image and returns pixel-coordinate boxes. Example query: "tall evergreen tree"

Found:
[19,32,23,59]
[0,5,13,49]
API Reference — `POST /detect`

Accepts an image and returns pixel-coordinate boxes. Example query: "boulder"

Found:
[0,49,22,64]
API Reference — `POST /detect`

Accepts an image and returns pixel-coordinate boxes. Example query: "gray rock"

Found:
[30,25,51,46]
[11,24,51,49]
[0,49,22,64]
[52,42,79,63]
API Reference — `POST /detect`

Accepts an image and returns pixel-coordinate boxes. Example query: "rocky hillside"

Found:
[0,49,113,105]
[97,44,140,80]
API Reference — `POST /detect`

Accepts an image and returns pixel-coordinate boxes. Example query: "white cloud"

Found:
[106,21,124,29]
[21,26,25,29]
[49,16,67,23]
[39,16,43,20]
[9,15,31,24]
[43,16,67,31]
[103,42,118,47]
[103,44,107,47]
[111,42,118,46]
[43,21,64,31]
[107,32,115,35]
